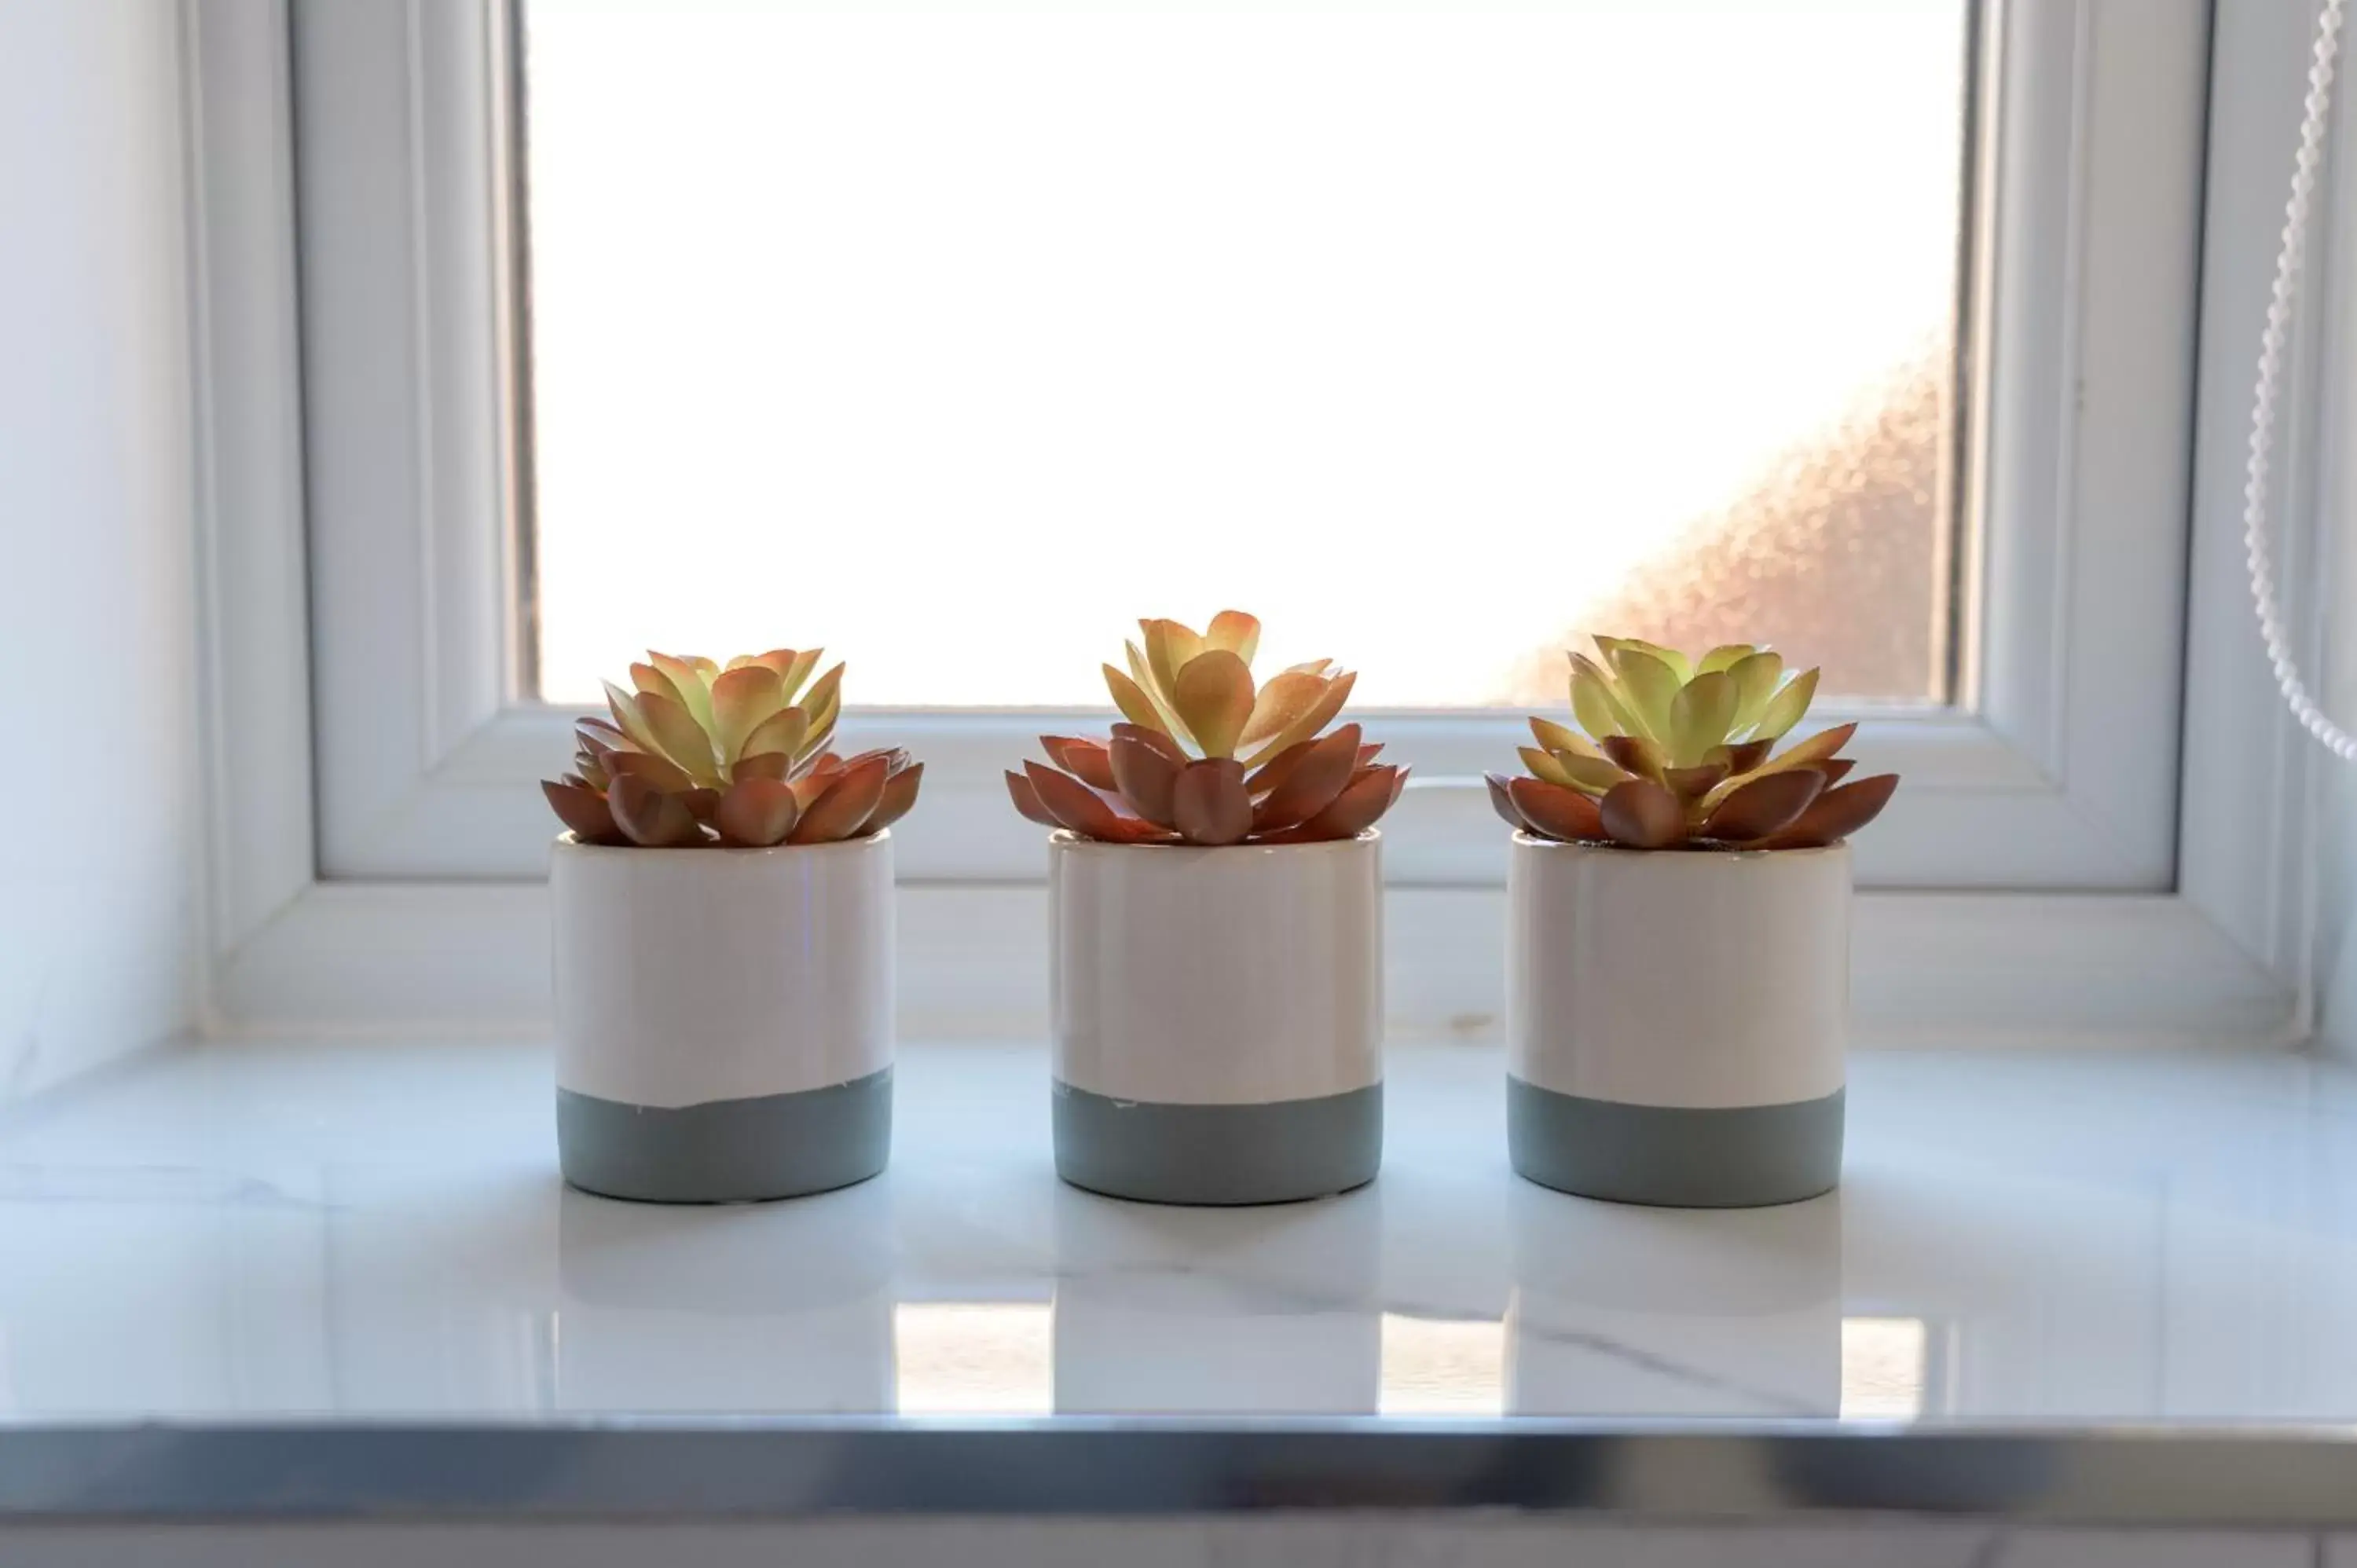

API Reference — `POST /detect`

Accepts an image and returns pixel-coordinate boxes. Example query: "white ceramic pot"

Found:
[1049,830,1383,1205]
[550,831,894,1203]
[1506,833,1849,1207]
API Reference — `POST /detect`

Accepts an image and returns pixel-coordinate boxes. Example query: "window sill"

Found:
[5,1036,2357,1524]
[207,880,2298,1048]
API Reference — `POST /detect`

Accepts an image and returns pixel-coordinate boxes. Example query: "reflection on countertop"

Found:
[2,1039,2355,1427]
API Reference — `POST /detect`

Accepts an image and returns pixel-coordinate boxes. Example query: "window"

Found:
[211,0,2300,1040]
[515,2,1967,711]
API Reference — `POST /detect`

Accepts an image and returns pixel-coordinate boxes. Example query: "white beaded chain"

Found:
[2249,0,2357,759]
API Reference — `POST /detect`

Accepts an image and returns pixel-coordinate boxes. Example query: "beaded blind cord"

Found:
[2249,0,2355,757]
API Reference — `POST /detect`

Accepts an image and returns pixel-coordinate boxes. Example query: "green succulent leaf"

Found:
[1596,636,1693,684]
[1696,643,1758,676]
[1568,654,1636,739]
[1668,669,1739,768]
[1606,645,1681,740]
[1747,665,1820,741]
[1728,650,1787,732]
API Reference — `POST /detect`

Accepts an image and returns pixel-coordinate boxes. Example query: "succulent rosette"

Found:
[1006,610,1406,845]
[541,648,921,848]
[1489,636,1898,851]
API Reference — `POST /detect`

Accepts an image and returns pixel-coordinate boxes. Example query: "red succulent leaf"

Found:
[1700,768,1826,843]
[1109,732,1183,826]
[1508,776,1607,842]
[1757,773,1900,849]
[865,760,925,834]
[1006,768,1060,826]
[1041,735,1117,791]
[607,773,704,847]
[713,776,800,847]
[1112,722,1189,766]
[1598,779,1684,849]
[789,754,892,844]
[1265,764,1399,842]
[1171,758,1253,845]
[1252,724,1362,833]
[543,779,625,844]
[1486,772,1532,832]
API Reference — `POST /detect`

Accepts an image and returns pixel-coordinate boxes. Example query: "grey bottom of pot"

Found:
[558,1067,892,1203]
[1052,1079,1382,1206]
[1507,1076,1843,1208]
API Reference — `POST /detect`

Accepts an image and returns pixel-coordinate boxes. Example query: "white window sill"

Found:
[5,1034,2357,1526]
[207,881,2299,1049]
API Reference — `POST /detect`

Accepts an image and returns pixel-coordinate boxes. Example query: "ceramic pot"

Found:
[550,831,893,1203]
[1050,830,1383,1205]
[1506,833,1848,1207]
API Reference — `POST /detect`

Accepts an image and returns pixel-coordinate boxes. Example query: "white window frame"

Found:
[183,0,2327,1046]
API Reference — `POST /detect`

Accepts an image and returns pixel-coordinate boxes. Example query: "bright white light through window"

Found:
[1839,1315,1928,1420]
[1379,1313,1505,1418]
[893,1302,1054,1416]
[521,2,1967,707]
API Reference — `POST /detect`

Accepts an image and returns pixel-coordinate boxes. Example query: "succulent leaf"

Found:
[1668,669,1739,768]
[542,779,625,844]
[1700,768,1826,843]
[647,653,717,733]
[1266,764,1398,843]
[1252,724,1362,833]
[1747,666,1820,741]
[1605,645,1682,740]
[1171,757,1253,844]
[1727,651,1786,731]
[1142,619,1205,704]
[1005,768,1059,826]
[789,753,891,844]
[714,776,800,846]
[607,772,704,847]
[1696,643,1758,676]
[1109,733,1182,826]
[1204,609,1261,665]
[1509,775,1607,842]
[633,689,723,784]
[1486,772,1534,831]
[1239,669,1356,768]
[1599,734,1667,782]
[604,748,700,794]
[739,705,812,771]
[1529,716,1602,760]
[1596,636,1693,684]
[1237,669,1329,751]
[1102,663,1172,737]
[1599,778,1685,849]
[1760,772,1899,848]
[709,664,786,764]
[1568,653,1642,739]
[797,663,847,748]
[1171,648,1255,759]
[867,760,925,833]
[1042,735,1117,791]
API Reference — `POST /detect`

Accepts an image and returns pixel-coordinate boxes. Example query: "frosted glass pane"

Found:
[521,1,1967,707]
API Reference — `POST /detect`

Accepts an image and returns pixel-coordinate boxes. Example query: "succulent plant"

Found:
[1488,636,1898,851]
[541,649,921,848]
[1005,611,1407,846]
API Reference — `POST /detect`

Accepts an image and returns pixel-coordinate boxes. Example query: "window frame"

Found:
[187,0,2317,1043]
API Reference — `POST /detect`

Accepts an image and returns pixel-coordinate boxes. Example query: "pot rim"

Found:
[1508,830,1848,863]
[552,827,892,858]
[1047,827,1380,855]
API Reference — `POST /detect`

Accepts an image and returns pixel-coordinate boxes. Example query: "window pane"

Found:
[519,1,1967,708]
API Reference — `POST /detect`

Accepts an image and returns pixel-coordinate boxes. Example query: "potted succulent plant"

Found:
[540,648,922,1204]
[1487,638,1898,1208]
[1005,611,1407,1206]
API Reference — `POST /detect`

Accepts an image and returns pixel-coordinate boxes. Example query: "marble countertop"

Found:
[7,1038,2357,1522]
